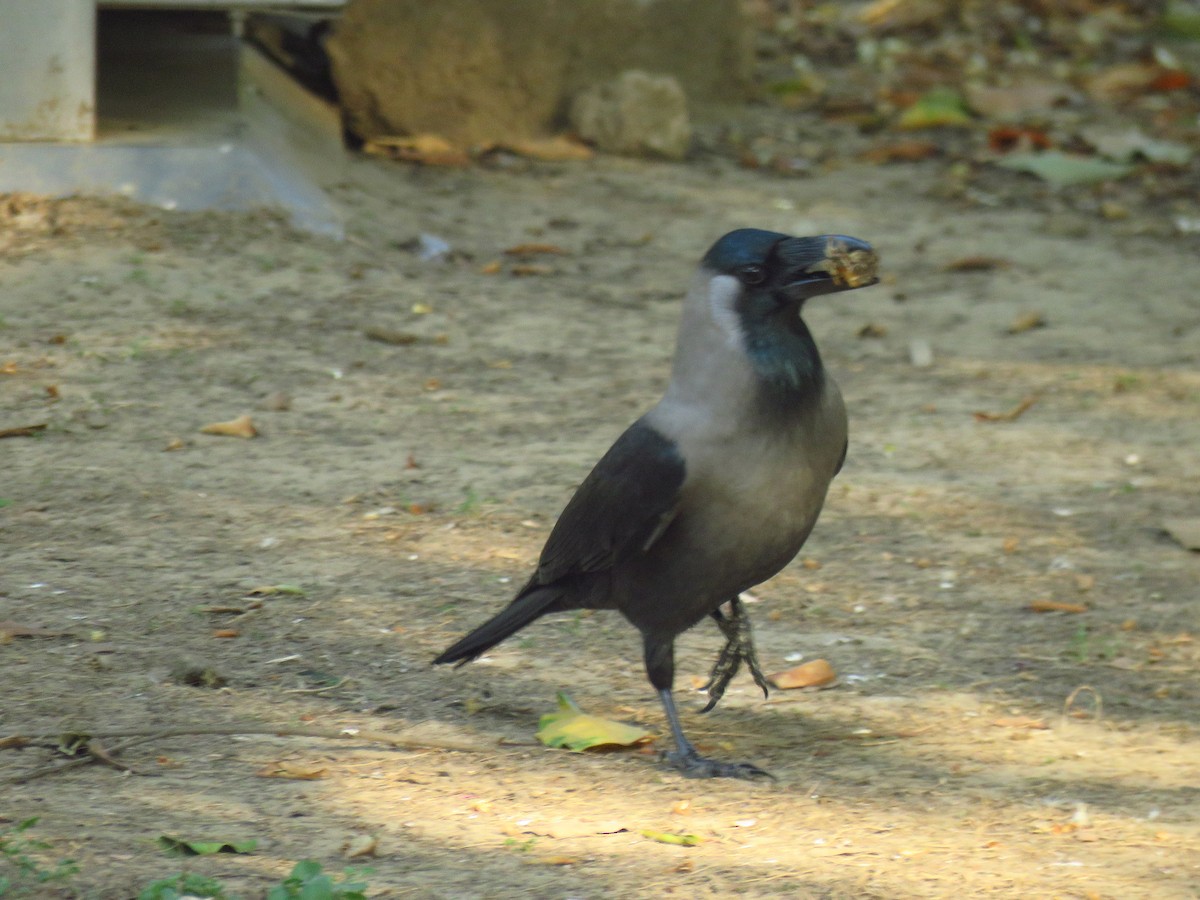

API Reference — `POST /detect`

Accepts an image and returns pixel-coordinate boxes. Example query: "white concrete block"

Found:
[0,0,97,141]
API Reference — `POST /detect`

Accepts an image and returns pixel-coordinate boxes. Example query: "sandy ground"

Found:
[2,149,1198,898]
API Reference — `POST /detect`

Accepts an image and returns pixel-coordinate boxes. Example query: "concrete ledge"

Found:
[0,0,96,141]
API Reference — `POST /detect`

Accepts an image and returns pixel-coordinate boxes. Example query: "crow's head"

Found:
[702,228,878,313]
[696,228,880,390]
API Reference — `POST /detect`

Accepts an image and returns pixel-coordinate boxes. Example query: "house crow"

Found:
[434,228,879,778]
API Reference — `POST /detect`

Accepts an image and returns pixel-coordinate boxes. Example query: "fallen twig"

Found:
[2,723,482,784]
[974,394,1039,423]
[282,677,351,695]
[0,423,48,439]
[8,733,165,783]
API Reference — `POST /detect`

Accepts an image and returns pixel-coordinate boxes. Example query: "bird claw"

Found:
[662,748,774,780]
[700,600,770,713]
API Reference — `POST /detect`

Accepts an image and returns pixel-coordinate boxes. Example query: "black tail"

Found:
[432,589,560,666]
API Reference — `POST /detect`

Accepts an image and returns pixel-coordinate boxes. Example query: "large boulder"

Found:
[569,71,692,160]
[326,0,752,147]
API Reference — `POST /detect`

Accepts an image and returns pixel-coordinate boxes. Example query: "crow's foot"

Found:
[662,747,774,780]
[702,597,770,713]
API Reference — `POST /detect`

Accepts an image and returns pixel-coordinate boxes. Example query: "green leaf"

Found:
[248,584,306,597]
[157,835,258,856]
[1163,2,1200,39]
[138,872,229,900]
[536,692,654,752]
[996,152,1135,186]
[896,88,973,129]
[268,860,369,900]
[640,829,701,846]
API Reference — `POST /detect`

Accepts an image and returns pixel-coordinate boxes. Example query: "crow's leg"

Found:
[645,634,772,780]
[701,595,770,714]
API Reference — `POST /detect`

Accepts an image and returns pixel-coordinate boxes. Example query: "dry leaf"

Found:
[200,414,257,439]
[0,423,48,439]
[858,0,948,31]
[164,437,186,452]
[480,260,503,275]
[1028,600,1088,614]
[504,136,594,162]
[1084,62,1163,102]
[944,256,1012,272]
[857,323,888,339]
[344,834,378,858]
[364,134,472,167]
[992,716,1048,730]
[0,620,72,641]
[510,264,554,277]
[769,658,837,689]
[256,761,327,780]
[212,628,241,638]
[503,243,570,257]
[364,326,420,345]
[968,82,1073,119]
[987,126,1053,154]
[1008,311,1046,334]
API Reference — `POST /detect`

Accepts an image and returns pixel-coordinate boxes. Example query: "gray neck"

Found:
[662,273,826,427]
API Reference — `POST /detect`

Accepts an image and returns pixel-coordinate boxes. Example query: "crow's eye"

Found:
[738,264,767,286]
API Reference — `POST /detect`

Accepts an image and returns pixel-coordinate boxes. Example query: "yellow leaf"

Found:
[536,692,654,752]
[363,134,472,167]
[255,761,327,780]
[1027,599,1088,614]
[504,136,594,161]
[769,658,837,689]
[897,88,973,130]
[200,414,257,439]
[640,829,701,846]
[344,834,378,858]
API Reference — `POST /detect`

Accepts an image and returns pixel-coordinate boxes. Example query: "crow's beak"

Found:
[777,235,879,300]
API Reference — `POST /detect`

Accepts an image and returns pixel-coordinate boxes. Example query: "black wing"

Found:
[529,419,686,588]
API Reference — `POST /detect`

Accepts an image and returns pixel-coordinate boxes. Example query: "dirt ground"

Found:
[3,143,1199,899]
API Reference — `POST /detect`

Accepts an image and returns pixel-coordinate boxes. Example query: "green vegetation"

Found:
[0,817,78,896]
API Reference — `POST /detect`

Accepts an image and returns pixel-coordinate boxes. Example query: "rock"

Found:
[569,71,691,160]
[326,0,751,146]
